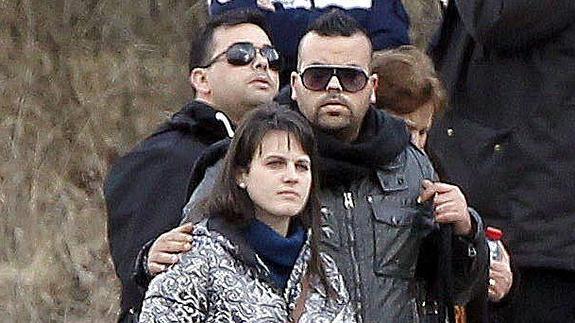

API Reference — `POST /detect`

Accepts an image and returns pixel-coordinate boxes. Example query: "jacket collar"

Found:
[206,216,311,294]
[152,100,234,142]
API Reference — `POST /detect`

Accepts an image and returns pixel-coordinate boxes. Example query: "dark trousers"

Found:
[509,268,575,323]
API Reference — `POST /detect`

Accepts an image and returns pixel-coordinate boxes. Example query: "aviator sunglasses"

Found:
[201,42,282,71]
[299,65,370,93]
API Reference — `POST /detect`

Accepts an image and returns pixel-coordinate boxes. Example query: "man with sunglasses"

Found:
[288,10,488,322]
[104,9,280,322]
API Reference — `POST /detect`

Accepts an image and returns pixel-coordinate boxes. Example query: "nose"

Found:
[325,74,343,91]
[282,163,299,183]
[252,50,270,71]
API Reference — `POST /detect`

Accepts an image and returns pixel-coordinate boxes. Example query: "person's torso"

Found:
[429,11,575,270]
[317,146,437,322]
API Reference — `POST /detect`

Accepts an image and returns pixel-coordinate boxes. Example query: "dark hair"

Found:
[188,9,271,73]
[306,9,369,39]
[372,45,447,116]
[202,103,335,297]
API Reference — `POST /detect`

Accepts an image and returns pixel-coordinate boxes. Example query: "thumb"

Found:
[417,179,436,203]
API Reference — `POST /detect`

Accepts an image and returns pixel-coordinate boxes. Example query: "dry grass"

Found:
[0,0,437,321]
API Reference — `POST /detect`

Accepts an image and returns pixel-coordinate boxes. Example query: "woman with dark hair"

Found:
[139,104,355,322]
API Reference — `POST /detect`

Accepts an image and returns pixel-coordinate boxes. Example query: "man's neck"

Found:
[195,97,241,125]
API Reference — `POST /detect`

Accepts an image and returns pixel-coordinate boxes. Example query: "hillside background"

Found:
[0,1,441,321]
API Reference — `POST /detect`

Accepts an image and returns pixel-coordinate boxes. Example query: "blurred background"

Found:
[0,0,441,321]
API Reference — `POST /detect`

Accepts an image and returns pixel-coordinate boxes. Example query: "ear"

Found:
[190,68,211,96]
[369,74,378,105]
[235,168,249,188]
[290,71,299,101]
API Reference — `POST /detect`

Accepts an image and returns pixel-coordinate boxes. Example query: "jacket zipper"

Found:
[343,191,363,323]
[343,192,355,209]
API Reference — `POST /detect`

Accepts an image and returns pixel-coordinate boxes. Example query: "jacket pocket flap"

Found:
[370,195,416,227]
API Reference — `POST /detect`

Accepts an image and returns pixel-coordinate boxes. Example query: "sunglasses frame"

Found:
[298,64,371,93]
[201,42,282,71]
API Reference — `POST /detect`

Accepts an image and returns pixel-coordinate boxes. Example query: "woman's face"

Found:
[396,100,434,150]
[238,130,312,221]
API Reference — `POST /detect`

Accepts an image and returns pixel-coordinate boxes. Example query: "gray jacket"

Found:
[140,217,355,322]
[183,144,488,322]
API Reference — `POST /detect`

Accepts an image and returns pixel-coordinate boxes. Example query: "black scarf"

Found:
[313,107,410,187]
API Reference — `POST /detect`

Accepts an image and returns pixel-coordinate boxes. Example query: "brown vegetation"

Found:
[0,0,439,321]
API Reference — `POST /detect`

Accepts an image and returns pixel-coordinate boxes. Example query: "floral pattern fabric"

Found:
[140,223,355,322]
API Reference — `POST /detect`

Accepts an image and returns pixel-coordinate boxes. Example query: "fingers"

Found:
[163,232,193,244]
[498,241,511,263]
[146,225,195,276]
[149,251,180,265]
[429,182,459,194]
[488,261,513,302]
[173,222,195,234]
[490,260,511,273]
[434,201,458,213]
[148,262,168,275]
[418,179,436,203]
[154,239,192,253]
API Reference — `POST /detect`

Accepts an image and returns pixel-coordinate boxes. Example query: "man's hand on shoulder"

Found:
[418,180,473,236]
[147,223,194,275]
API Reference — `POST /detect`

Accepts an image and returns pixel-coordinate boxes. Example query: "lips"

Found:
[250,74,272,87]
[319,95,348,109]
[277,190,300,199]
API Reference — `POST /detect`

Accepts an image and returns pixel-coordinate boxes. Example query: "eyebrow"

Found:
[262,154,310,163]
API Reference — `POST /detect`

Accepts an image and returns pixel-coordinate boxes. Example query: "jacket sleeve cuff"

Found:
[456,207,484,251]
[133,239,155,289]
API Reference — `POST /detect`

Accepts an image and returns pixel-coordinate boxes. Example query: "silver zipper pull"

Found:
[343,192,355,209]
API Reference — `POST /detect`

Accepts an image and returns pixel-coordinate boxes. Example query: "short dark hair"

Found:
[372,45,447,115]
[188,9,271,73]
[297,9,372,66]
[306,9,369,39]
[202,103,335,297]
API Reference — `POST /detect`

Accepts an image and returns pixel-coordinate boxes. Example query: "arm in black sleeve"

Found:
[451,208,489,305]
[104,140,196,310]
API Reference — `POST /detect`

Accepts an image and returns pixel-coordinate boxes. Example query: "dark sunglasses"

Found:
[299,65,370,92]
[201,42,282,71]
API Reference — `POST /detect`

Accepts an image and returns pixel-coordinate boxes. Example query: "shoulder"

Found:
[105,127,209,187]
[179,223,236,267]
[148,224,235,288]
[403,143,436,180]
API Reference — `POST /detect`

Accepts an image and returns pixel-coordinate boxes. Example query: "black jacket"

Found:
[104,100,232,322]
[428,0,575,271]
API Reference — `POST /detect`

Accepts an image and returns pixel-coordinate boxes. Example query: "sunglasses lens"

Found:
[338,68,368,92]
[261,46,282,71]
[301,67,368,92]
[301,67,333,91]
[226,43,255,66]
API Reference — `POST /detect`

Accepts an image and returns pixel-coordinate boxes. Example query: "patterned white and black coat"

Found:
[139,217,355,322]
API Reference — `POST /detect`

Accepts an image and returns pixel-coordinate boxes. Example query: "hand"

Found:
[257,0,275,11]
[147,223,194,275]
[418,180,472,236]
[488,241,513,302]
